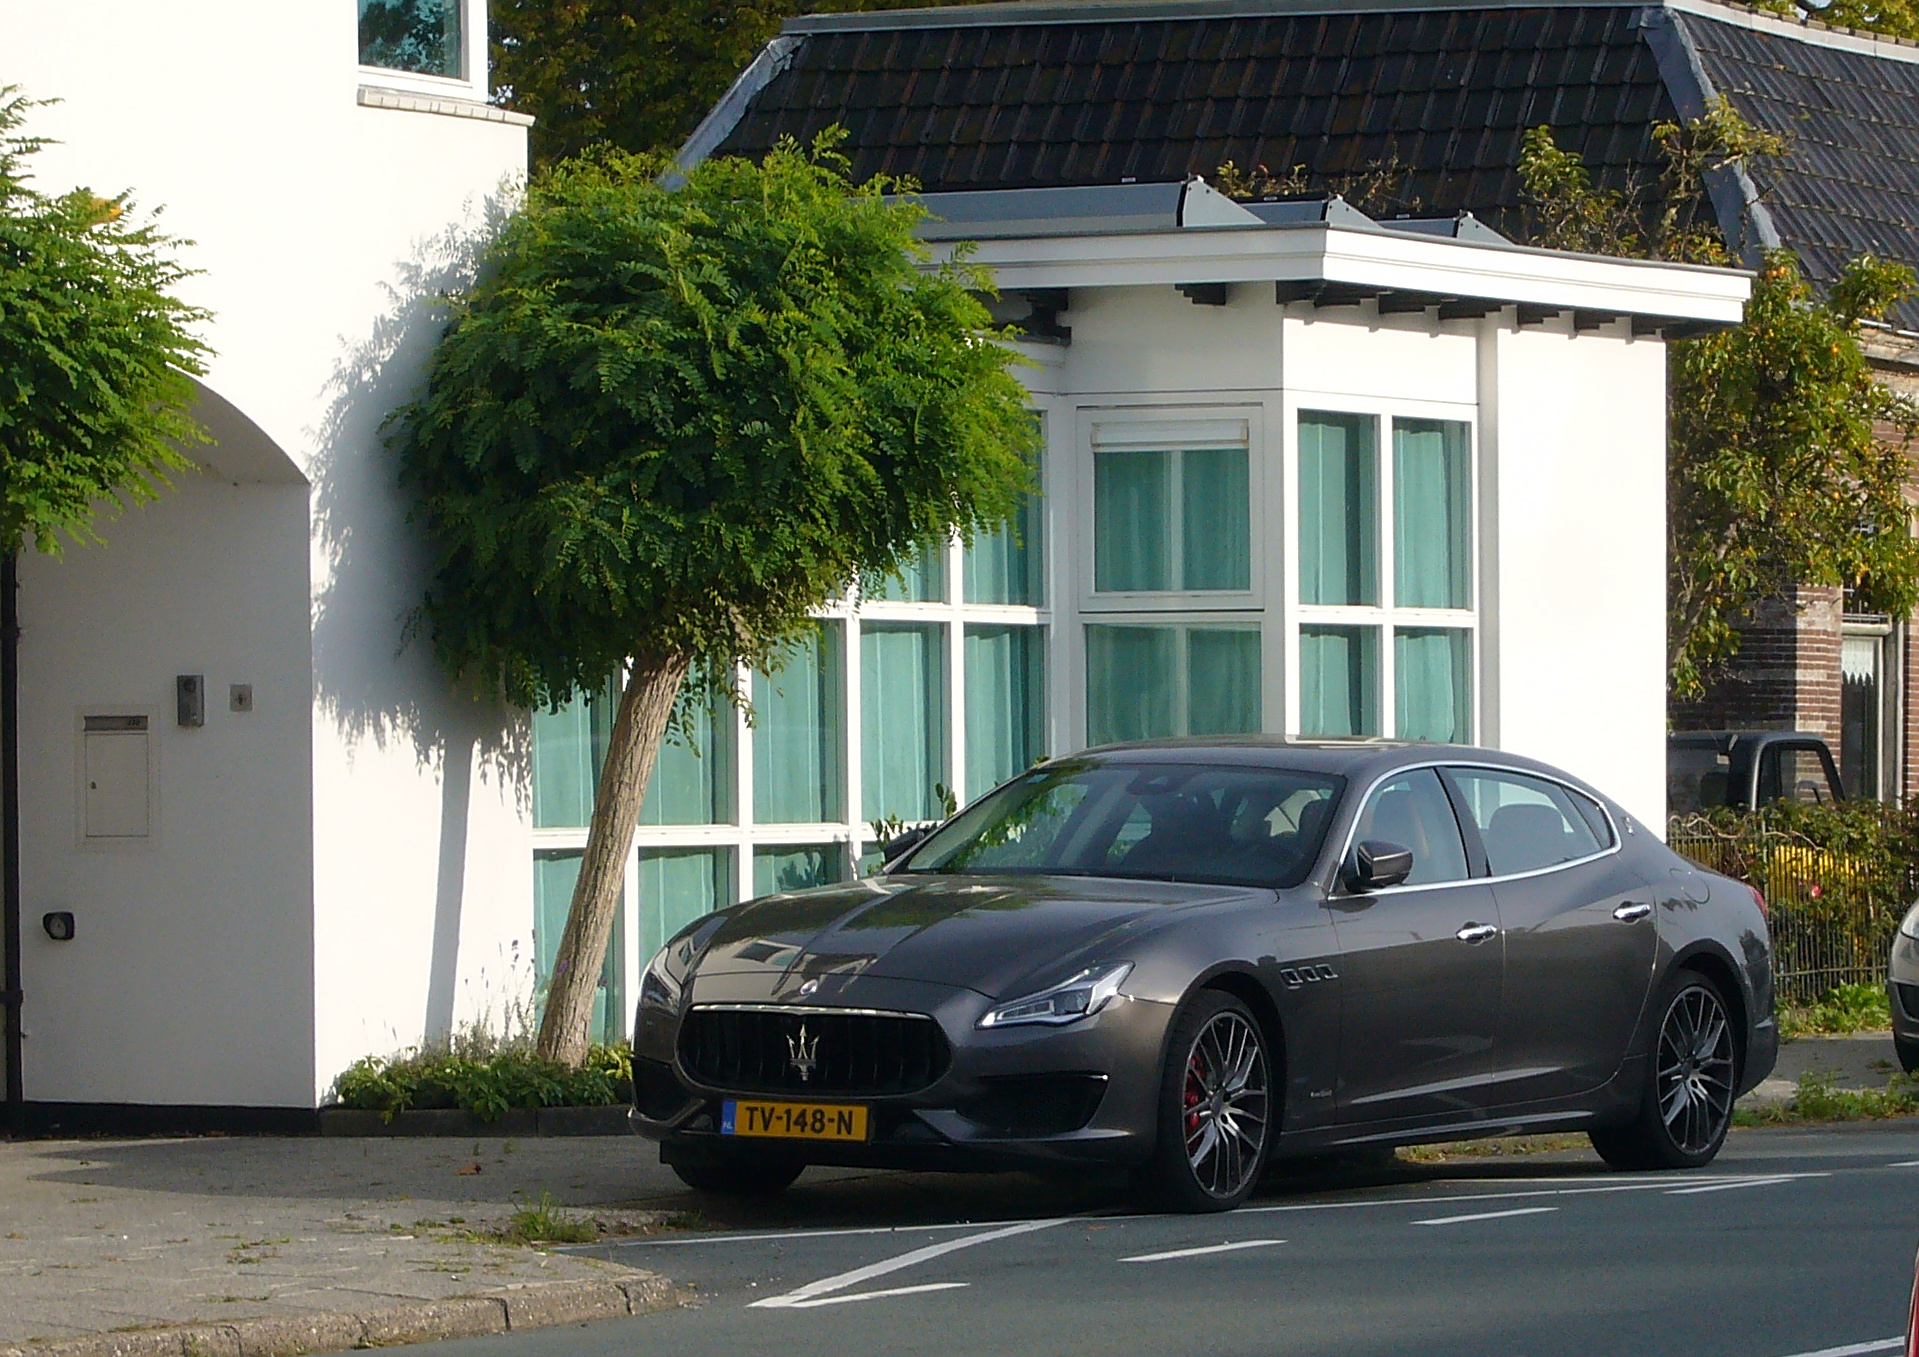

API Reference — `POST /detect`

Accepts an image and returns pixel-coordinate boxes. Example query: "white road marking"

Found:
[1666,1175,1796,1195]
[1889,1160,1919,1168]
[1237,1174,1827,1219]
[748,1218,1066,1309]
[1772,1338,1905,1357]
[1120,1239,1286,1263]
[1411,1206,1559,1227]
[589,1221,989,1249]
[776,1282,971,1308]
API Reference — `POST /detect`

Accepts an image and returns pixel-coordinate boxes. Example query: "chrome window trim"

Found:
[1330,758,1622,897]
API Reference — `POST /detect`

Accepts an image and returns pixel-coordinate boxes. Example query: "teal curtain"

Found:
[1094,450,1171,592]
[1395,628,1472,743]
[752,623,844,824]
[754,844,845,895]
[640,690,733,826]
[1182,448,1251,591]
[637,848,731,966]
[1086,624,1177,745]
[1299,413,1379,606]
[964,625,1045,799]
[1393,418,1471,609]
[872,542,948,603]
[530,675,620,829]
[1187,627,1262,735]
[965,449,1044,605]
[533,851,622,1046]
[861,623,946,822]
[1300,625,1380,737]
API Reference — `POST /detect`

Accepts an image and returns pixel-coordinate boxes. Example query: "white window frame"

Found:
[355,0,490,101]
[1283,394,1479,741]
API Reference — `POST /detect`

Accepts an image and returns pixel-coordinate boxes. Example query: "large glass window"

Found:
[1393,418,1472,610]
[1086,624,1260,746]
[871,543,946,603]
[753,623,845,824]
[641,692,734,826]
[1300,625,1379,738]
[358,0,463,77]
[636,848,732,966]
[1395,628,1472,744]
[1841,631,1886,799]
[861,623,947,822]
[754,844,846,895]
[1299,413,1378,606]
[533,850,623,1046]
[1094,446,1250,593]
[965,625,1045,799]
[531,677,619,829]
[965,445,1045,605]
[1297,411,1475,742]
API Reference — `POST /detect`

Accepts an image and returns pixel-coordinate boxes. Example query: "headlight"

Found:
[977,963,1133,1029]
[1900,901,1919,941]
[639,945,683,1013]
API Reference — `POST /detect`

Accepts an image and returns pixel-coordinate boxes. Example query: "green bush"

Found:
[332,1043,632,1122]
[1779,981,1892,1038]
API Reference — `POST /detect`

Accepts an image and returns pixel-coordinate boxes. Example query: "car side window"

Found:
[1351,769,1469,885]
[1449,769,1605,876]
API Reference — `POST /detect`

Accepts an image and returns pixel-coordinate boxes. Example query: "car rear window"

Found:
[1447,768,1610,876]
[902,760,1346,889]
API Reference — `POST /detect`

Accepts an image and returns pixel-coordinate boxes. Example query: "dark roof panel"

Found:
[715,5,1676,223]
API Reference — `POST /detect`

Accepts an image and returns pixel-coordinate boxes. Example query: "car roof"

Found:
[1058,737,1599,794]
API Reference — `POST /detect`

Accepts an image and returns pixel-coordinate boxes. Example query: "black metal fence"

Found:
[1669,819,1909,1007]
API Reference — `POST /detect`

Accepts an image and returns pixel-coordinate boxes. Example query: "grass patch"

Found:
[1735,1070,1919,1126]
[1397,1133,1591,1162]
[492,1193,600,1246]
[1779,982,1892,1039]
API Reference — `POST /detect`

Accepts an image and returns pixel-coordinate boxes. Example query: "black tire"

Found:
[669,1153,804,1197]
[1896,1034,1919,1077]
[1139,990,1275,1213]
[1590,970,1738,1171]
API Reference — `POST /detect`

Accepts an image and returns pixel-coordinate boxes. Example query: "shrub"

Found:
[332,1043,633,1121]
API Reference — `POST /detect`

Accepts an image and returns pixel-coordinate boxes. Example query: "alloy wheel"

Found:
[1655,983,1735,1156]
[1181,1010,1270,1199]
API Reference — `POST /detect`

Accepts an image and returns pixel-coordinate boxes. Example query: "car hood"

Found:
[690,873,1261,1000]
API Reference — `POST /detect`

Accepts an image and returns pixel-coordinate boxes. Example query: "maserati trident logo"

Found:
[787,1022,819,1082]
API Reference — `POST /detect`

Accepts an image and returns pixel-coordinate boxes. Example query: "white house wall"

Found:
[1481,322,1670,831]
[14,2,533,1106]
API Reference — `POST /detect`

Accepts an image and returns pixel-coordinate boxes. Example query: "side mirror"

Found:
[881,824,935,864]
[1348,839,1414,892]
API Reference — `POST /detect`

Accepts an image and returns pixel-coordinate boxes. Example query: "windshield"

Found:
[901,760,1346,888]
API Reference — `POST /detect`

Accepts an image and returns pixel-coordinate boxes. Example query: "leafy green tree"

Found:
[390,137,1037,1064]
[490,0,998,170]
[0,88,209,556]
[1517,107,1919,699]
[1757,0,1919,40]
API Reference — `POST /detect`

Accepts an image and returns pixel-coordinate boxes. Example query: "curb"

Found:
[1,1273,683,1357]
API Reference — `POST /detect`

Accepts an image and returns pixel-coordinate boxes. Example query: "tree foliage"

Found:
[0,88,209,556]
[391,135,1037,1061]
[490,0,1000,170]
[1517,105,1919,699]
[1757,0,1919,40]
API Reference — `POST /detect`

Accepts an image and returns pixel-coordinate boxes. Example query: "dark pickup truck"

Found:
[1668,730,1844,814]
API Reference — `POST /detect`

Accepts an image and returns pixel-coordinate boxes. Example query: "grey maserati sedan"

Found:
[629,740,1777,1212]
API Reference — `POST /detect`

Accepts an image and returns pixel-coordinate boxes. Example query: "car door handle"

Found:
[1455,923,1499,944]
[1612,901,1654,923]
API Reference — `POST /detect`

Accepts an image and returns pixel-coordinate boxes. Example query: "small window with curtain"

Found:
[1091,423,1251,596]
[1296,410,1475,743]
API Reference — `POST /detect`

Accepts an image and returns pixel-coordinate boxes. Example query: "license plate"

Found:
[721,1099,869,1142]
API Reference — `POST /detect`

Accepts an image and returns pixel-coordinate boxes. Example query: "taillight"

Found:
[1748,884,1768,920]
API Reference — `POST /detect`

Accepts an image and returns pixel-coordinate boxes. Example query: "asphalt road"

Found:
[446,1123,1918,1357]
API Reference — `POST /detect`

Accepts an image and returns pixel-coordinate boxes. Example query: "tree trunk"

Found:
[534,650,691,1066]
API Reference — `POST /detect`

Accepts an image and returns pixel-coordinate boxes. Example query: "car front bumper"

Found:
[630,985,1176,1173]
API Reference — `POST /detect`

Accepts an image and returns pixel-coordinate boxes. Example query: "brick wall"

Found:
[1672,584,1844,741]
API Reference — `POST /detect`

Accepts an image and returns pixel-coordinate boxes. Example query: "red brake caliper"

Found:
[1184,1052,1205,1140]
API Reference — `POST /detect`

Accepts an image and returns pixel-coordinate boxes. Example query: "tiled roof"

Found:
[720,4,1679,233]
[1684,12,1919,326]
[701,0,1919,328]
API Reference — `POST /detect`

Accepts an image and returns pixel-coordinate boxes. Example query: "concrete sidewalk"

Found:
[0,1134,698,1356]
[1744,1030,1908,1104]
